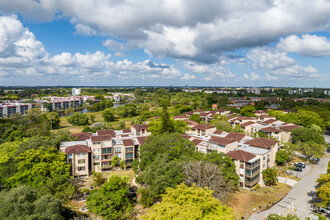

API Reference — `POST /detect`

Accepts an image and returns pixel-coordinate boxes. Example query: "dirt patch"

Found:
[227,183,291,220]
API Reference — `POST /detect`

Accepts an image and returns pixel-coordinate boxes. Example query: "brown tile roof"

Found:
[131,124,149,130]
[122,139,134,146]
[263,119,278,125]
[173,115,189,119]
[185,111,194,116]
[244,138,278,149]
[240,121,256,128]
[97,129,115,136]
[65,145,90,154]
[225,132,246,142]
[72,132,92,141]
[255,110,268,113]
[186,120,199,126]
[213,130,224,135]
[236,116,255,120]
[260,127,281,133]
[122,129,131,133]
[136,136,147,145]
[227,115,236,120]
[192,124,216,130]
[209,136,237,146]
[121,135,129,137]
[199,112,210,117]
[181,134,194,139]
[192,139,203,146]
[258,115,276,119]
[91,135,112,142]
[227,150,256,162]
[279,125,300,131]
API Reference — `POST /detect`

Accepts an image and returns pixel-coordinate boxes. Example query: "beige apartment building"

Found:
[65,145,90,177]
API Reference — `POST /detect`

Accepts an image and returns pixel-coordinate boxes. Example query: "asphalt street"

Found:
[249,134,330,220]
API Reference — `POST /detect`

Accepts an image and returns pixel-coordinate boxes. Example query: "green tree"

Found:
[291,141,326,160]
[275,150,291,166]
[89,114,95,123]
[5,147,74,200]
[204,152,239,187]
[189,114,202,123]
[45,112,61,129]
[316,162,330,208]
[68,112,89,126]
[102,108,115,122]
[111,156,120,168]
[210,119,233,132]
[291,127,325,144]
[94,94,105,100]
[92,171,103,187]
[240,105,256,117]
[138,187,156,208]
[0,185,65,220]
[262,168,278,186]
[87,175,132,219]
[142,183,234,220]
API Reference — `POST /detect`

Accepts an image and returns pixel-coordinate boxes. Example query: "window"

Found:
[93,148,100,152]
[93,162,100,166]
[115,153,121,158]
[115,147,121,153]
[263,156,265,160]
[68,154,73,159]
[77,166,85,171]
[78,153,85,157]
[126,153,133,158]
[136,131,140,136]
[78,159,85,164]
[93,142,101,145]
[93,155,100,159]
[102,148,112,154]
[125,147,133,153]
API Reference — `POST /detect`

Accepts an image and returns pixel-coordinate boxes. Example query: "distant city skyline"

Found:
[0,1,330,87]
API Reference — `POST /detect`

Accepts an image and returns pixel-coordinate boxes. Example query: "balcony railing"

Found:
[245,162,260,169]
[245,177,260,187]
[245,170,260,178]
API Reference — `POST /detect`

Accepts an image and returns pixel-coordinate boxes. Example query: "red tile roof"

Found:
[209,136,237,146]
[240,121,256,128]
[279,125,300,131]
[258,115,276,119]
[213,130,224,135]
[72,132,92,141]
[244,138,278,148]
[97,129,115,136]
[225,132,246,142]
[260,127,281,133]
[192,139,203,146]
[91,135,112,142]
[186,120,199,126]
[192,124,216,130]
[173,115,189,119]
[122,139,134,146]
[65,145,90,154]
[227,150,256,162]
[131,124,149,130]
[136,136,147,145]
[263,119,278,125]
[236,116,255,120]
[122,129,131,133]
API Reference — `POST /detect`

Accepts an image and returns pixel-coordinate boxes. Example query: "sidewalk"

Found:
[277,177,298,187]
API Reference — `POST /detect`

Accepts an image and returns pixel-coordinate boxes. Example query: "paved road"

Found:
[249,134,330,220]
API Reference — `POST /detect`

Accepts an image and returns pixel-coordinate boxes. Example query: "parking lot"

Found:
[285,162,313,179]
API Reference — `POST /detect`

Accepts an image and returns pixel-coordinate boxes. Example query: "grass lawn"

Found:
[227,183,291,220]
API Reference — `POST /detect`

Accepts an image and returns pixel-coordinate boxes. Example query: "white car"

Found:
[319,206,330,214]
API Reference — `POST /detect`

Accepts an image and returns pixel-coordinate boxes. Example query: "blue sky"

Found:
[0,1,330,87]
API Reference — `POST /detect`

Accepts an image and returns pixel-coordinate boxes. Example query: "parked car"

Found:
[319,206,330,214]
[295,162,305,168]
[294,166,302,172]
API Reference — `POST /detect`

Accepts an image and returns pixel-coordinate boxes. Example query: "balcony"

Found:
[245,177,260,187]
[245,170,260,178]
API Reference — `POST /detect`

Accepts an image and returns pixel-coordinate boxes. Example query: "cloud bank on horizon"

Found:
[0,0,330,86]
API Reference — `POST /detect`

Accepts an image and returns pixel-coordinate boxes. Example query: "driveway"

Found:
[249,134,330,220]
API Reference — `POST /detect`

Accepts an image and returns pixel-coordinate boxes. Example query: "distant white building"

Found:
[324,90,330,96]
[114,95,121,102]
[72,88,81,96]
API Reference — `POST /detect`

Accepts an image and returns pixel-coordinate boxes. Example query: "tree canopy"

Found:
[102,108,115,122]
[142,183,234,220]
[262,168,278,186]
[68,112,89,126]
[0,185,65,220]
[87,175,132,219]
